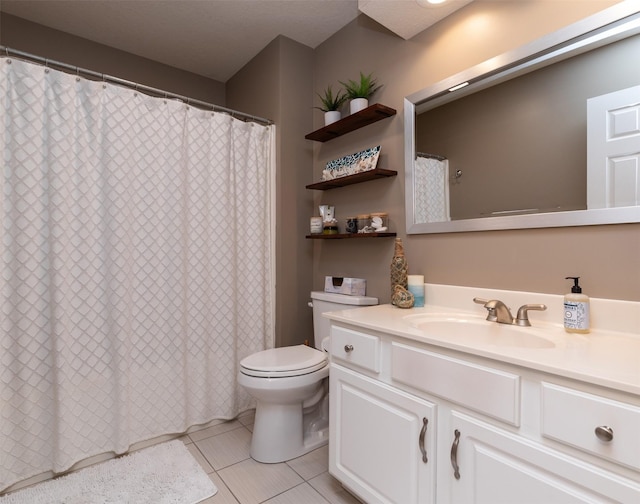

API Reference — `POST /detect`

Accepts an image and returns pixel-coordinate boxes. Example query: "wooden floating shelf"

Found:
[306,232,397,240]
[306,168,397,190]
[305,104,396,142]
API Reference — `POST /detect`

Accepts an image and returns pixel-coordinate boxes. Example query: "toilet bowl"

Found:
[238,345,330,463]
[238,291,377,463]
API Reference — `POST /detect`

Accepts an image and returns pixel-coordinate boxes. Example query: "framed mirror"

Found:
[405,5,640,234]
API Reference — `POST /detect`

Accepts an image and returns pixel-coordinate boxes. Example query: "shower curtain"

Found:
[414,156,451,223]
[0,57,275,490]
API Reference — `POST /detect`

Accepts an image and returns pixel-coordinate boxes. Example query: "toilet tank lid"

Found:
[310,291,378,306]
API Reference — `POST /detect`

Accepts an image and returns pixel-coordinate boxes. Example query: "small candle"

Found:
[310,216,323,234]
[407,275,425,307]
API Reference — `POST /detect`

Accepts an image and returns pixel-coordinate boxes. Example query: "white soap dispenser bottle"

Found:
[564,276,590,334]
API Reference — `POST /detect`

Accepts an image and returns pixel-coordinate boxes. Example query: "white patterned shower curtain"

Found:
[414,156,450,223]
[0,58,275,490]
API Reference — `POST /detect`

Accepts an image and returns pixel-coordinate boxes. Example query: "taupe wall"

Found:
[312,0,639,303]
[227,37,315,348]
[0,14,225,104]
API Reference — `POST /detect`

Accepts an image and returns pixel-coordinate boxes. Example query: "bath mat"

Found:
[0,440,217,504]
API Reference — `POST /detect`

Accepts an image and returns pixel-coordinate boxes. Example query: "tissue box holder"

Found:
[324,277,366,296]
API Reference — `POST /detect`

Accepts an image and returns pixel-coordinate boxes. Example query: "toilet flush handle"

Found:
[308,301,313,308]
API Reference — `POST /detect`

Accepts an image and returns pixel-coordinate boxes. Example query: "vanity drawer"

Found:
[541,382,640,470]
[391,342,520,425]
[330,326,380,373]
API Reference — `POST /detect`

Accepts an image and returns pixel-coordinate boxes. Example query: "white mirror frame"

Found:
[405,3,640,234]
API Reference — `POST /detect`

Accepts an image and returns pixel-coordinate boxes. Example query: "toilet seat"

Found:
[240,344,328,378]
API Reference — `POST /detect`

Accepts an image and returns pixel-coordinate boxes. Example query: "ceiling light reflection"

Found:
[448,82,469,92]
[417,0,448,7]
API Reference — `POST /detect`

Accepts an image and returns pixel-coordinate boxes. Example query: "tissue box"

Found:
[324,276,366,296]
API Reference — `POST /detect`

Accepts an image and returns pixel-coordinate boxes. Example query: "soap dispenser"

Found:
[564,276,590,333]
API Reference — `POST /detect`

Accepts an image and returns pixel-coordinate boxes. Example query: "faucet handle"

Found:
[515,304,547,327]
[473,297,495,321]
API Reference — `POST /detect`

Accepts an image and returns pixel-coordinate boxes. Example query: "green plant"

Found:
[340,72,383,100]
[314,85,348,112]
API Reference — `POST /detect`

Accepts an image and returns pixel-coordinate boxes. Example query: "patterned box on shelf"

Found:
[322,145,380,181]
[324,277,366,296]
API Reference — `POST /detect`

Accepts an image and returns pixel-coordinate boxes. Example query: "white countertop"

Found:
[324,284,640,396]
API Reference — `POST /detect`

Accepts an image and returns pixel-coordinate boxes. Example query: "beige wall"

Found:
[312,0,639,303]
[227,36,315,348]
[0,14,225,104]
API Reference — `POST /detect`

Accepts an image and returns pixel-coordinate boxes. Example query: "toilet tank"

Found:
[310,291,378,350]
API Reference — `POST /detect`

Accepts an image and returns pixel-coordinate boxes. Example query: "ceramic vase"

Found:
[324,110,341,126]
[349,98,368,114]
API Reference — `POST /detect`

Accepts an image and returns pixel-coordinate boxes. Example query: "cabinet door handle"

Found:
[451,429,461,480]
[595,425,614,442]
[344,344,354,353]
[418,417,428,463]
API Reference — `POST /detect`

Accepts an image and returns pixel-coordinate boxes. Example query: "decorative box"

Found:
[324,276,366,296]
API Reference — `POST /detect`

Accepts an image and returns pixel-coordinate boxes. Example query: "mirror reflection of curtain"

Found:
[415,156,450,223]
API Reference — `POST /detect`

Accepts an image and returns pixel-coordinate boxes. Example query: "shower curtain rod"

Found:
[1,45,274,126]
[417,152,447,161]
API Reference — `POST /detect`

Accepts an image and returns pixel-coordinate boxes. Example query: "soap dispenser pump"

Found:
[564,276,590,334]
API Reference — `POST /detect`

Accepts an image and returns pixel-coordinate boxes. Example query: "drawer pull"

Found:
[344,344,354,353]
[451,429,461,480]
[418,417,428,463]
[595,425,614,442]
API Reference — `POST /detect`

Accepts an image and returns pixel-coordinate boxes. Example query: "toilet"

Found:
[238,291,378,463]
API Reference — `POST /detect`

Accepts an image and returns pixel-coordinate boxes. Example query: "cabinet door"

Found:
[447,411,640,504]
[330,364,436,504]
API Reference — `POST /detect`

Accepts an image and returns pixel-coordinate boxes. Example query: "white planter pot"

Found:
[324,110,341,126]
[350,98,369,114]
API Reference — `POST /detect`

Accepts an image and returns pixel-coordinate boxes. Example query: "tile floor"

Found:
[183,411,362,504]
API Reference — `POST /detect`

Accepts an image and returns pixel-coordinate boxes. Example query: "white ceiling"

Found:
[1,0,473,83]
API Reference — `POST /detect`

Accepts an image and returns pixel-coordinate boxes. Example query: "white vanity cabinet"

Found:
[446,412,640,504]
[329,326,436,504]
[328,320,640,504]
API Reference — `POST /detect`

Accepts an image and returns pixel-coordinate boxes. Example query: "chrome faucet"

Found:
[473,298,547,326]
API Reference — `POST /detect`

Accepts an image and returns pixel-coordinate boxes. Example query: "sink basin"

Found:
[403,313,556,349]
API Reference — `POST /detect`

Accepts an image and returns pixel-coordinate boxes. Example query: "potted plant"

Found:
[340,72,383,114]
[314,85,348,126]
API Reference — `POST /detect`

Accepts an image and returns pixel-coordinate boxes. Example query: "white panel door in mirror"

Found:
[587,85,640,209]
